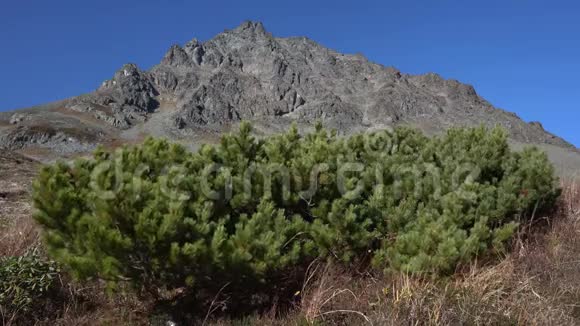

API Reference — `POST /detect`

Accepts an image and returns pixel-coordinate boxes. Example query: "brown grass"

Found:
[0,152,40,256]
[0,214,40,257]
[36,285,148,326]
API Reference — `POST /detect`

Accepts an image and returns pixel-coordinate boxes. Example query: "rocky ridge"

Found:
[0,21,576,164]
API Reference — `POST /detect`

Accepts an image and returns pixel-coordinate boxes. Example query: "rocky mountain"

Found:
[1,21,578,173]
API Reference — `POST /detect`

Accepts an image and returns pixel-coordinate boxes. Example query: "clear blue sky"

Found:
[1,0,578,147]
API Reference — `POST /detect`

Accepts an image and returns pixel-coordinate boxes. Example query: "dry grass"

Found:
[37,286,148,326]
[0,214,40,257]
[0,152,40,257]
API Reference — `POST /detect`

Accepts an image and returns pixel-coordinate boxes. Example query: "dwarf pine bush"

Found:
[32,122,559,296]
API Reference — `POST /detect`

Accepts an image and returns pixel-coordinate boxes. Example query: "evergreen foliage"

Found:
[32,123,559,296]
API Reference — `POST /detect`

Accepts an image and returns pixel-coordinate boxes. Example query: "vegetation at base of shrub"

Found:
[31,122,559,300]
[0,249,60,313]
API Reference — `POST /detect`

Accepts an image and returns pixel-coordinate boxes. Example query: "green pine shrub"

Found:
[32,122,559,298]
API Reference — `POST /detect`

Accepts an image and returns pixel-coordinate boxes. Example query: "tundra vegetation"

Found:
[2,123,579,325]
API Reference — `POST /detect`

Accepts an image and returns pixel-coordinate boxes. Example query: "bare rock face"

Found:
[62,63,160,129]
[0,20,576,157]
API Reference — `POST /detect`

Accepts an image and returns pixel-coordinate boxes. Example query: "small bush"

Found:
[0,250,60,313]
[32,123,559,300]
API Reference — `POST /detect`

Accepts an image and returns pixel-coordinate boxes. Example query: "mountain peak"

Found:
[73,22,578,150]
[234,20,266,33]
[228,20,269,39]
[1,21,577,166]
